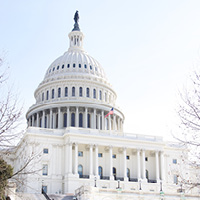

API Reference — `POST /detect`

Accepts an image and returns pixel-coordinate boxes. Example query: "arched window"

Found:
[146,169,149,180]
[42,93,44,101]
[79,87,83,97]
[62,64,64,69]
[56,114,58,128]
[86,88,90,97]
[98,166,103,178]
[99,90,102,100]
[79,113,83,127]
[113,167,116,180]
[78,165,83,177]
[105,93,107,102]
[71,113,75,127]
[46,91,49,100]
[57,65,59,70]
[87,113,90,128]
[52,89,54,99]
[63,113,67,127]
[127,168,130,178]
[65,87,68,97]
[93,89,96,99]
[58,88,61,98]
[72,87,75,97]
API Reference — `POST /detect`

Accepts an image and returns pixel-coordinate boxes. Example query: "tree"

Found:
[0,159,13,199]
[0,57,23,148]
[0,57,41,198]
[176,69,200,189]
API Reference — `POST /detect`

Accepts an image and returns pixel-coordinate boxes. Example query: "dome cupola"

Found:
[26,11,124,134]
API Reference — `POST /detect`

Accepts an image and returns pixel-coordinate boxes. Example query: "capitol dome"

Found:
[26,12,124,133]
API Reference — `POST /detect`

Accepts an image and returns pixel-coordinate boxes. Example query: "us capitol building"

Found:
[7,12,200,200]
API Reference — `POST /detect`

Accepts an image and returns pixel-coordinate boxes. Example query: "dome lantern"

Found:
[68,11,84,50]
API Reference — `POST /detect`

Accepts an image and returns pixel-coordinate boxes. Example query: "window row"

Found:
[78,151,130,160]
[78,165,139,180]
[48,64,99,73]
[41,87,109,101]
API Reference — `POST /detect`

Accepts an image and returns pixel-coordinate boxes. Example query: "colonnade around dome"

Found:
[28,106,124,132]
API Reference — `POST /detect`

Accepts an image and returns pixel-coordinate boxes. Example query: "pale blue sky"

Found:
[1,0,200,139]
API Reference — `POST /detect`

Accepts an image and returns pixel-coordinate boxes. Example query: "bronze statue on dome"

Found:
[72,10,80,31]
[74,11,79,23]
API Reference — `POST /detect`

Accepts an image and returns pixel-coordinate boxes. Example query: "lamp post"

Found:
[116,180,121,189]
[94,177,97,187]
[160,181,163,192]
[160,181,164,200]
[139,180,142,190]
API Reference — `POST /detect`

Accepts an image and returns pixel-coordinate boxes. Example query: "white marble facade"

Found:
[10,13,199,199]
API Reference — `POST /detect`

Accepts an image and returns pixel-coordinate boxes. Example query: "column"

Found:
[89,145,93,177]
[95,145,98,177]
[28,117,31,127]
[64,144,68,176]
[160,151,165,181]
[93,109,96,129]
[42,110,45,128]
[36,112,39,127]
[84,107,88,128]
[50,109,53,129]
[74,143,78,175]
[75,107,79,127]
[142,150,146,180]
[109,146,114,180]
[53,113,56,129]
[123,148,128,181]
[109,115,111,131]
[58,107,61,129]
[101,111,105,130]
[113,115,116,131]
[121,120,123,132]
[67,107,70,127]
[155,151,160,182]
[68,143,72,174]
[117,117,120,131]
[47,113,49,128]
[97,114,100,130]
[31,115,34,126]
[137,149,141,180]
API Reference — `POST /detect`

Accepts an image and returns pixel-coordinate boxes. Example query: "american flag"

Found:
[105,107,114,118]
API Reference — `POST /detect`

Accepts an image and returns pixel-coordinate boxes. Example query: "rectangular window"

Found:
[43,148,48,154]
[126,155,130,160]
[112,154,116,158]
[42,164,48,176]
[78,151,83,157]
[98,153,103,157]
[145,157,148,161]
[173,174,178,184]
[173,159,177,164]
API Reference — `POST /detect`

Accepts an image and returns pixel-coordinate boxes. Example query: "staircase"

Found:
[48,194,74,200]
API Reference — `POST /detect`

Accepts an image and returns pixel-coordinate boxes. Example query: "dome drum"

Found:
[27,105,124,133]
